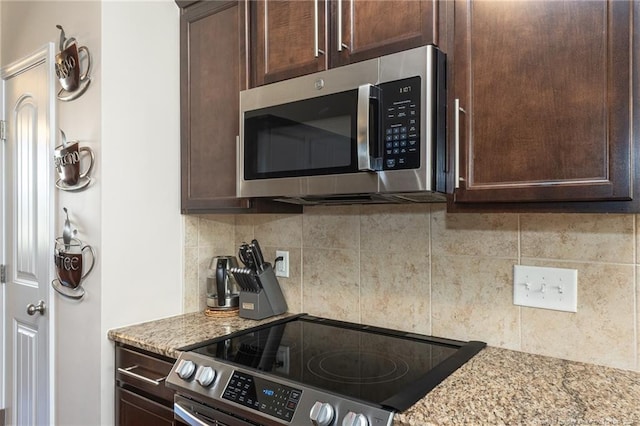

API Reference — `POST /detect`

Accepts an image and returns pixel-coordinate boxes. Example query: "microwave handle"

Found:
[357,84,382,171]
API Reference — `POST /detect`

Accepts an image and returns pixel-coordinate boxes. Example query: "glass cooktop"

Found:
[184,314,485,412]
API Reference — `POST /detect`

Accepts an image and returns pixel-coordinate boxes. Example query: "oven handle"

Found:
[174,402,211,426]
[175,396,258,426]
[357,84,382,172]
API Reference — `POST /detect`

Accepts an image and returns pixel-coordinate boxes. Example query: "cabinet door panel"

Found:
[116,387,174,426]
[453,0,633,204]
[181,1,245,210]
[252,0,327,86]
[332,0,435,67]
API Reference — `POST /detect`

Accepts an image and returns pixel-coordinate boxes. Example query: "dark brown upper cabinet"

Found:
[449,0,638,212]
[249,0,438,87]
[178,1,301,213]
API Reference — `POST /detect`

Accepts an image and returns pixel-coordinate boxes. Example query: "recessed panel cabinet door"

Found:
[251,0,328,86]
[180,1,247,211]
[331,0,435,68]
[452,0,634,204]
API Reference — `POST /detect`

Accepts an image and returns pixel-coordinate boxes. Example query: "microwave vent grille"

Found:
[275,192,446,206]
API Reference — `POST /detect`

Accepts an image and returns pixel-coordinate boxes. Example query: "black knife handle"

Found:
[251,239,266,270]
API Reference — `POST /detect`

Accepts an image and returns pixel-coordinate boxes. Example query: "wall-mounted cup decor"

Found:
[55,24,92,102]
[51,208,95,300]
[54,129,94,191]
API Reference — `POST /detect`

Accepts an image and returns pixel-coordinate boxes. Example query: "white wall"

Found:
[1,1,182,424]
[100,1,182,424]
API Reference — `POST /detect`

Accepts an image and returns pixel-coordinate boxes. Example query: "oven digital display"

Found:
[222,371,301,422]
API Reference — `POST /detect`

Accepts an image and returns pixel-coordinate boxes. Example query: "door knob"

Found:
[26,300,46,316]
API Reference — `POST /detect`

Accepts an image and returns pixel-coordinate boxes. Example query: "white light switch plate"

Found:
[513,265,577,312]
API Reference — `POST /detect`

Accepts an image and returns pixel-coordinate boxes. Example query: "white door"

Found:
[1,44,54,426]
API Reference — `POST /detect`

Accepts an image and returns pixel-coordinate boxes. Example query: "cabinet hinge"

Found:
[0,265,6,284]
[0,120,6,142]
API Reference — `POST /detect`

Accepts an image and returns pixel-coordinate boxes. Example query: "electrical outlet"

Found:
[513,265,577,312]
[275,250,289,278]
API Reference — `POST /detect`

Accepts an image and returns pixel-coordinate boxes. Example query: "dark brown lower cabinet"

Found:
[117,387,175,426]
[115,344,185,426]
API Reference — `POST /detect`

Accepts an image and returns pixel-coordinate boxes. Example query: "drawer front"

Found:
[116,345,175,403]
[116,387,175,426]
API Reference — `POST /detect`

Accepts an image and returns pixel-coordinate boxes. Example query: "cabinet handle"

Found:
[117,365,165,386]
[454,99,466,189]
[314,0,325,57]
[337,0,343,51]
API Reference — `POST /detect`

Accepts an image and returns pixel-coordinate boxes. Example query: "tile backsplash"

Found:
[183,204,639,372]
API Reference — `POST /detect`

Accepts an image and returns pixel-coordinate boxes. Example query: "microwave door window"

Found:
[258,118,351,173]
[244,90,358,179]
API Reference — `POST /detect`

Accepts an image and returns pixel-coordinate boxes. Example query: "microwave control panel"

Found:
[381,76,421,170]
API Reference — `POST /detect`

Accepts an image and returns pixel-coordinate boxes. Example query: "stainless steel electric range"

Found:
[167,314,485,426]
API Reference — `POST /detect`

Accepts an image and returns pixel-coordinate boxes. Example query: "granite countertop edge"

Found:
[108,312,640,425]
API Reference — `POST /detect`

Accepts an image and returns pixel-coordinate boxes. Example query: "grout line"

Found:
[517,213,522,351]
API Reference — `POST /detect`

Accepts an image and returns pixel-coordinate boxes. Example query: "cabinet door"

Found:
[180,1,301,213]
[116,387,175,426]
[251,0,327,86]
[331,0,436,68]
[452,0,634,205]
[180,1,247,211]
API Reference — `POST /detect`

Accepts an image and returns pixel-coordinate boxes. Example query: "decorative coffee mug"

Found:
[54,237,95,289]
[55,42,91,94]
[54,141,94,187]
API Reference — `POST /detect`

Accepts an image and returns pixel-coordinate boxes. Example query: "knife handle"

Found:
[251,239,266,271]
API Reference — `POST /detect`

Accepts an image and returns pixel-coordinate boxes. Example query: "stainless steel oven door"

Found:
[174,394,256,426]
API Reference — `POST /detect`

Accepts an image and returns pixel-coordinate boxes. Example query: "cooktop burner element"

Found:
[168,314,485,426]
[306,349,410,384]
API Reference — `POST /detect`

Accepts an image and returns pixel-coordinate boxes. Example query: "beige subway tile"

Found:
[431,255,520,349]
[360,250,430,334]
[198,215,235,251]
[183,215,199,248]
[254,214,303,248]
[302,248,359,322]
[303,206,360,249]
[233,215,255,248]
[521,213,634,263]
[183,247,199,313]
[521,260,635,370]
[430,205,518,258]
[360,204,429,254]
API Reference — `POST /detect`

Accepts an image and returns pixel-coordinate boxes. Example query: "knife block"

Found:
[239,264,287,320]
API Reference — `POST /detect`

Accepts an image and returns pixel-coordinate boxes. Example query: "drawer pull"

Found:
[117,365,166,386]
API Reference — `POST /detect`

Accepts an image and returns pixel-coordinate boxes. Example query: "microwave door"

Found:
[243,89,360,181]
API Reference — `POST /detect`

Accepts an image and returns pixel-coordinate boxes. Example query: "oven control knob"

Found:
[342,411,369,426]
[309,401,335,426]
[195,366,216,387]
[175,359,196,380]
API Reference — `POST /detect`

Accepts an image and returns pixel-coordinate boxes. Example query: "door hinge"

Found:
[0,265,6,284]
[0,120,6,142]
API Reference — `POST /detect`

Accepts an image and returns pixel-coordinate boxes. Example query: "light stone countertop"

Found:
[108,313,640,425]
[107,311,295,359]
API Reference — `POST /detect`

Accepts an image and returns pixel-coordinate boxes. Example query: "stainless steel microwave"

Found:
[238,45,447,205]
